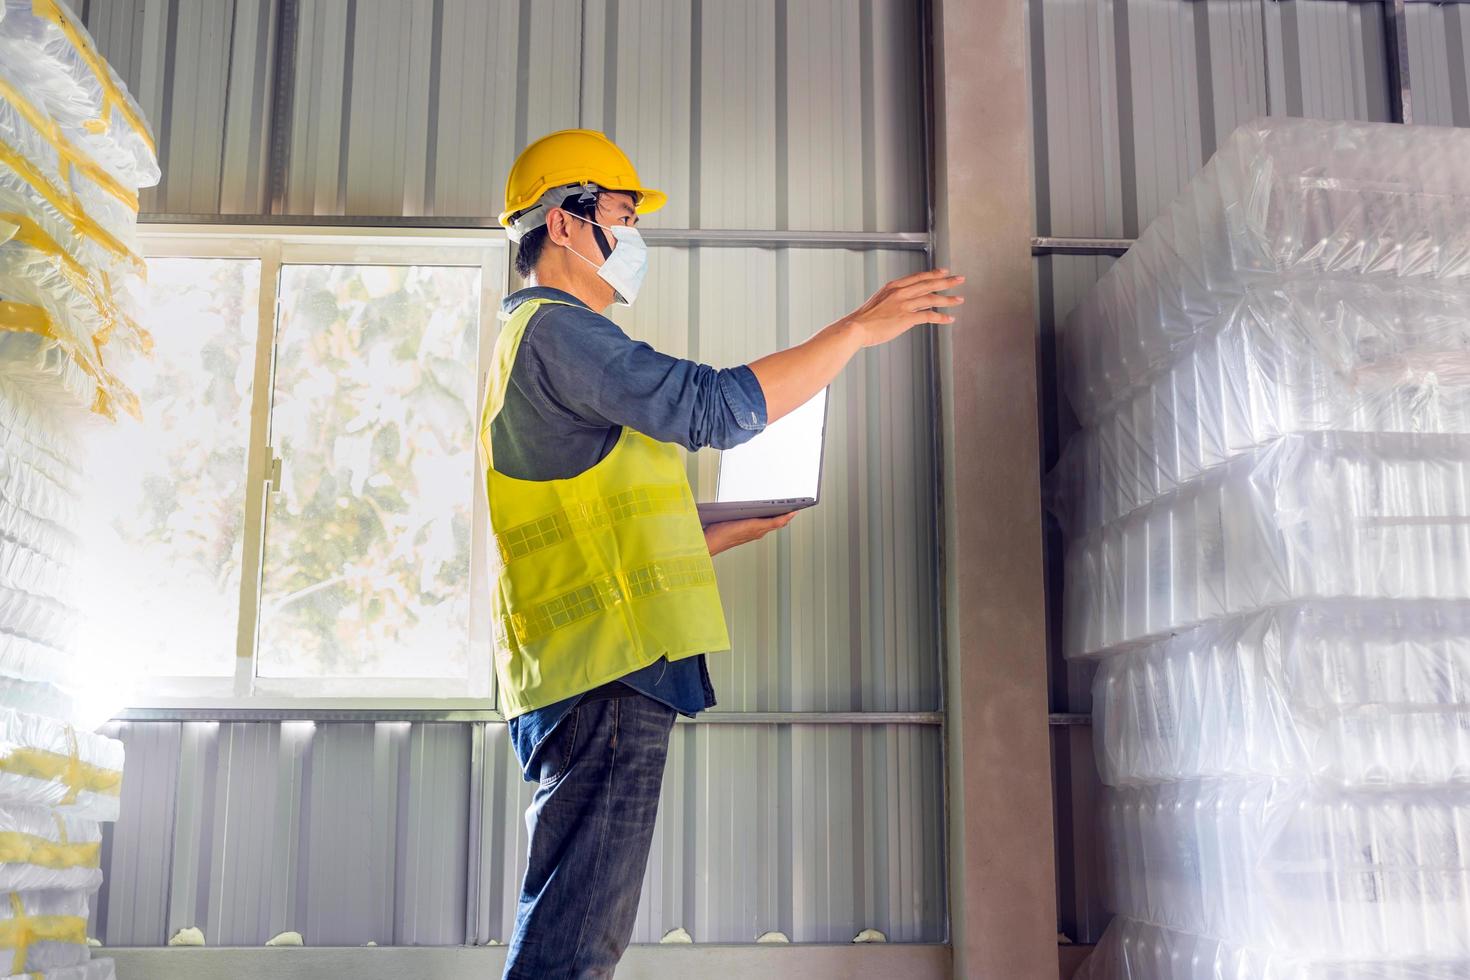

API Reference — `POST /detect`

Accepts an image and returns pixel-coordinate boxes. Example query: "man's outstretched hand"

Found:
[843,268,965,348]
[703,512,798,556]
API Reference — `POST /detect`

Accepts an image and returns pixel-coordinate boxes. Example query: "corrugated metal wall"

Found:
[1407,0,1470,127]
[1028,0,1470,946]
[79,0,943,950]
[81,0,926,228]
[81,0,279,213]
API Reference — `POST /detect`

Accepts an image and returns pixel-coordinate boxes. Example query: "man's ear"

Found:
[544,207,572,246]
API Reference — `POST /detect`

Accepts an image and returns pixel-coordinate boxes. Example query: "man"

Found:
[487,129,963,978]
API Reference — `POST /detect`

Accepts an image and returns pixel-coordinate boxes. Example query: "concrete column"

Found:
[929,0,1059,976]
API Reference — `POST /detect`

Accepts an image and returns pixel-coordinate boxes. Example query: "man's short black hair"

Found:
[511,189,633,281]
[513,192,599,280]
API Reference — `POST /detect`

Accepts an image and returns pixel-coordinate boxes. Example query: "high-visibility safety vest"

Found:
[478,297,731,719]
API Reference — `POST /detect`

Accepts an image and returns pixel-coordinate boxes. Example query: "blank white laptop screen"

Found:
[716,389,828,503]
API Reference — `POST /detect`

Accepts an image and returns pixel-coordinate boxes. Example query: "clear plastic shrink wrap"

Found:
[1100,780,1470,959]
[0,372,94,725]
[0,77,149,418]
[0,77,141,255]
[0,806,99,894]
[0,0,158,187]
[1059,119,1470,979]
[1049,278,1470,538]
[1079,917,1470,980]
[1094,601,1470,788]
[0,357,127,731]
[2,961,116,980]
[0,0,156,419]
[0,708,121,821]
[1061,118,1470,427]
[0,889,92,974]
[1064,431,1470,658]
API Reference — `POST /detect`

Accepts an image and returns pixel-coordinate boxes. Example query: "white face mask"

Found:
[564,211,648,306]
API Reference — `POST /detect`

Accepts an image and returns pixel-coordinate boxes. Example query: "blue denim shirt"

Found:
[491,286,768,780]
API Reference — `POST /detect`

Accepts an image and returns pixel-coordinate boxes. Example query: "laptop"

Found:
[696,387,830,525]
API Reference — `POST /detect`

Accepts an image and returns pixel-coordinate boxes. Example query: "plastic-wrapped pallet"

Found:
[2,962,115,980]
[0,79,148,419]
[0,6,143,966]
[1093,601,1470,788]
[1064,431,1470,657]
[1049,278,1470,537]
[0,708,121,821]
[0,0,158,188]
[0,72,141,259]
[0,0,157,421]
[1061,118,1470,428]
[0,373,105,728]
[1099,780,1470,959]
[1059,119,1470,980]
[1082,917,1469,980]
[0,889,90,973]
[0,806,99,893]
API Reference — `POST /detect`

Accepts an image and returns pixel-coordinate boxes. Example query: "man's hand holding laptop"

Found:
[703,511,798,557]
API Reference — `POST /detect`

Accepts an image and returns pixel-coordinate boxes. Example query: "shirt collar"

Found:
[501,285,593,315]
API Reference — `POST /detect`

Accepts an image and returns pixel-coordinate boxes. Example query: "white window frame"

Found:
[125,225,510,712]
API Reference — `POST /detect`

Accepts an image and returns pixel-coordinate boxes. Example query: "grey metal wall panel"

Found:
[1029,0,1390,240]
[1264,0,1391,122]
[92,721,471,947]
[1407,1,1470,127]
[1030,0,1270,238]
[89,0,925,226]
[606,247,939,713]
[83,0,278,213]
[90,721,182,944]
[478,722,945,945]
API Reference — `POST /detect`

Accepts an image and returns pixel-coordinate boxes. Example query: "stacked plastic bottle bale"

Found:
[0,2,158,977]
[1052,118,1470,980]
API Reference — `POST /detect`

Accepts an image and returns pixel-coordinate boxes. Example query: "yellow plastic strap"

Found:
[500,555,717,647]
[0,138,144,274]
[1,893,86,974]
[0,725,123,803]
[0,831,99,871]
[0,300,126,419]
[0,211,138,344]
[0,302,56,338]
[0,75,139,211]
[494,484,691,565]
[30,0,157,156]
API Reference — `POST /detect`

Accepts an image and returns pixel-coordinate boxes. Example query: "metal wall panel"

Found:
[1407,1,1470,127]
[1030,0,1388,240]
[1264,0,1391,121]
[476,721,946,945]
[87,0,926,227]
[82,0,278,213]
[91,721,472,947]
[606,247,940,713]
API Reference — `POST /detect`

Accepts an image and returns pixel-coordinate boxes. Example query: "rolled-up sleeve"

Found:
[518,305,768,451]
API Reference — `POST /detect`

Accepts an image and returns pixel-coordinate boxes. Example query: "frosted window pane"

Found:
[258,264,480,679]
[86,257,260,677]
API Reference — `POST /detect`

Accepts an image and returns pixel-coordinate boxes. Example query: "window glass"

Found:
[257,264,482,679]
[83,258,261,678]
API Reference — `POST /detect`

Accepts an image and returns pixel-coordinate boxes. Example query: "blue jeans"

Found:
[502,692,677,979]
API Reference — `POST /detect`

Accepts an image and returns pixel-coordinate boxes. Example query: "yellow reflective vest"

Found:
[478,297,731,719]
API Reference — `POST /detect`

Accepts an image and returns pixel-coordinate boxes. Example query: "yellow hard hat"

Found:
[498,129,666,236]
